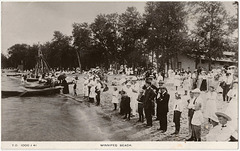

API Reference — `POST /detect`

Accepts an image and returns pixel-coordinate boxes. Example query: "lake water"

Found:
[1,74,111,141]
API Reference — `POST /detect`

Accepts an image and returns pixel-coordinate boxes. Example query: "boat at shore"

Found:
[26,78,39,82]
[2,86,63,98]
[2,91,23,97]
[6,73,22,77]
[24,84,51,89]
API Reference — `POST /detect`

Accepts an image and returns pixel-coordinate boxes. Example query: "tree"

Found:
[118,7,144,68]
[1,53,9,68]
[72,22,94,70]
[90,13,120,68]
[189,2,233,69]
[7,44,31,69]
[47,31,77,69]
[144,2,188,71]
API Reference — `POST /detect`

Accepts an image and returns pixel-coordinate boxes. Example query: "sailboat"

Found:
[26,46,50,82]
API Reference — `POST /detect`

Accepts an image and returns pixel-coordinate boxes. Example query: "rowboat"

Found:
[2,91,23,97]
[2,86,63,98]
[7,73,22,77]
[19,86,63,97]
[26,78,39,82]
[24,84,51,89]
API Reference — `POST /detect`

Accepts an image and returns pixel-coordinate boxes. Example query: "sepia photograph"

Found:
[1,1,239,150]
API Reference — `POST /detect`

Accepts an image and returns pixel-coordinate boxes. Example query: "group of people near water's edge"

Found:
[82,65,238,142]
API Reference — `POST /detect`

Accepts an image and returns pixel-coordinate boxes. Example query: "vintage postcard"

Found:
[1,1,238,150]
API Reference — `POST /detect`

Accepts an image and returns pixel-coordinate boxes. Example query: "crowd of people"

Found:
[82,65,238,142]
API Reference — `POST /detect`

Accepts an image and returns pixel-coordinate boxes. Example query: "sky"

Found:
[1,1,237,55]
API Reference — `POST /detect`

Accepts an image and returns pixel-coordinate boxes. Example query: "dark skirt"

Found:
[173,110,181,123]
[138,103,144,115]
[200,79,207,91]
[121,96,131,114]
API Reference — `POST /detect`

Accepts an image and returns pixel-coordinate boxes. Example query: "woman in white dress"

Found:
[88,78,96,103]
[131,79,139,116]
[183,73,191,95]
[204,85,217,122]
[174,73,181,91]
[225,81,238,131]
[112,87,119,110]
[83,77,89,98]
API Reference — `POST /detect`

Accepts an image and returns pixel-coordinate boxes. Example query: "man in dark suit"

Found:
[156,87,170,132]
[143,81,156,127]
[155,80,164,121]
[143,77,158,117]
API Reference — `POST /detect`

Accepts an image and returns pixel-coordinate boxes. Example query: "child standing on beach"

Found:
[120,90,131,121]
[191,103,204,141]
[172,92,184,135]
[112,87,119,110]
[137,89,145,122]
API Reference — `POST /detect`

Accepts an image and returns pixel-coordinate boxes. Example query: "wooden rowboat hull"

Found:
[26,78,39,82]
[2,87,62,98]
[24,85,51,89]
[2,91,23,98]
[20,87,62,97]
[6,74,22,77]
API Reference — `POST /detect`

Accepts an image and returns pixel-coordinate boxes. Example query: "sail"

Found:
[34,47,50,76]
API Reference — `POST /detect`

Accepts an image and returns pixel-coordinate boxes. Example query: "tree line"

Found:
[2,2,238,71]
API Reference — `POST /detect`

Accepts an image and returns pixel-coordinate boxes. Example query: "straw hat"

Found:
[233,80,238,84]
[192,88,201,93]
[158,80,164,84]
[215,112,232,121]
[132,77,137,81]
[126,82,131,86]
[209,114,219,123]
[209,85,215,89]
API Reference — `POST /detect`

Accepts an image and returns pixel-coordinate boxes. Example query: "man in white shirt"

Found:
[187,88,203,141]
[172,93,184,135]
[206,112,235,141]
[187,91,195,136]
[190,103,204,141]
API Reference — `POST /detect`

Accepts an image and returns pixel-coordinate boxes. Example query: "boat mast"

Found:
[76,49,81,72]
[35,43,50,77]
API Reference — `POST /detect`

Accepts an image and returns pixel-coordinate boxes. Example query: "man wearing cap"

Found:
[186,88,203,141]
[206,112,235,141]
[143,81,156,127]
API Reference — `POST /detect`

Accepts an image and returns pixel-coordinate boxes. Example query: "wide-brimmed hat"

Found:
[215,112,232,121]
[158,80,164,84]
[132,77,137,81]
[209,85,215,89]
[175,92,181,97]
[119,90,126,94]
[209,114,219,123]
[192,88,201,93]
[233,80,238,84]
[161,86,167,90]
[126,82,131,86]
